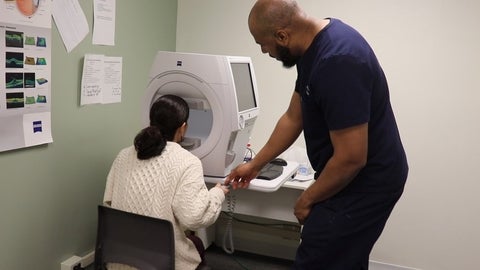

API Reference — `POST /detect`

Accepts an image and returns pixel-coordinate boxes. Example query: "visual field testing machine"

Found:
[143,51,298,192]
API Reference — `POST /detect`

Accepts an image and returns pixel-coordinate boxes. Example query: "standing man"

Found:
[225,0,408,269]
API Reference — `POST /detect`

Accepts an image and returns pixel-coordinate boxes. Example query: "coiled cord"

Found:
[222,192,236,254]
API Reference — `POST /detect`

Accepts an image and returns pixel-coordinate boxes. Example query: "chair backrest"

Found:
[94,205,175,270]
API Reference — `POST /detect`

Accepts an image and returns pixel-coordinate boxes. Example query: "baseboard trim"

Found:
[369,260,421,270]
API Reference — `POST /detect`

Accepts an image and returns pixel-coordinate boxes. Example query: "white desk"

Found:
[197,167,314,259]
[204,160,314,222]
[220,178,313,223]
[204,161,300,192]
[198,160,315,260]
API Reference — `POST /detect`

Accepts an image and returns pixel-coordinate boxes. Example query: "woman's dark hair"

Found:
[134,94,189,160]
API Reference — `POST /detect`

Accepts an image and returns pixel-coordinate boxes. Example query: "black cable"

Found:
[73,264,84,270]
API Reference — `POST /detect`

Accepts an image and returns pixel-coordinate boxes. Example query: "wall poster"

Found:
[0,0,53,152]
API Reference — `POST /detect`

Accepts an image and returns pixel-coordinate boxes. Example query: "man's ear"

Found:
[274,29,289,45]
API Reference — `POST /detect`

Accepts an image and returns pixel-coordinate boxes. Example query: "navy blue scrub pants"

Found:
[292,189,403,270]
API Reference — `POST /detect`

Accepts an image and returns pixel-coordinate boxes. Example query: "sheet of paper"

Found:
[81,54,104,105]
[102,56,122,104]
[0,0,52,28]
[92,0,116,46]
[81,54,122,105]
[0,0,54,152]
[52,0,89,53]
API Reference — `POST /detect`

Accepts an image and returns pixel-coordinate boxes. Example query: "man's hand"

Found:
[224,162,260,189]
[294,190,314,225]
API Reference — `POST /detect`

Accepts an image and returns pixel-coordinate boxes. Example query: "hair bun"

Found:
[134,126,167,160]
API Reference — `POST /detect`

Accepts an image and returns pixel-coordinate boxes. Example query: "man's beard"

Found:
[277,44,299,68]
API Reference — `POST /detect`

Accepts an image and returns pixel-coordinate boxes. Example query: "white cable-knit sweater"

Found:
[103,142,225,270]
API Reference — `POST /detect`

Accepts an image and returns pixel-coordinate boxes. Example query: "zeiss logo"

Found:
[33,121,42,133]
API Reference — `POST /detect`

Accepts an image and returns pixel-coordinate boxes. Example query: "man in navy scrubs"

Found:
[225,0,408,269]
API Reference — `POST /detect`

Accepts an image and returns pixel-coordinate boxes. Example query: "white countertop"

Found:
[205,160,315,192]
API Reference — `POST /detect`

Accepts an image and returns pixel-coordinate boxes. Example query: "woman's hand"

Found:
[215,182,230,194]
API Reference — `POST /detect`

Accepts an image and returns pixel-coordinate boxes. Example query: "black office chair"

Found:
[94,205,175,270]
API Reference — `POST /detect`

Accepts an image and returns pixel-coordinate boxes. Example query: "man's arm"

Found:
[294,123,368,224]
[226,91,303,188]
[252,91,303,168]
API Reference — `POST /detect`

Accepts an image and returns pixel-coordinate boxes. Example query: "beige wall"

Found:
[177,0,480,269]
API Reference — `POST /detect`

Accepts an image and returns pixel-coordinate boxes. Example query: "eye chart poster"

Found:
[0,0,53,152]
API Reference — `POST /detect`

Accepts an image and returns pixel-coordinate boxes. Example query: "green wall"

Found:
[0,1,177,269]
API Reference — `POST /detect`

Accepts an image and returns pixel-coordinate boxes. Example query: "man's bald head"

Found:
[248,0,302,37]
[248,0,324,67]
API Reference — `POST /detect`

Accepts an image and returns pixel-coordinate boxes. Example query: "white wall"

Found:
[177,1,480,269]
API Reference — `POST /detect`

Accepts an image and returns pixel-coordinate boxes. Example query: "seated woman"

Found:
[103,94,229,270]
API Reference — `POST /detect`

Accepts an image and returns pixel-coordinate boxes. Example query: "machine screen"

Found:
[231,63,257,112]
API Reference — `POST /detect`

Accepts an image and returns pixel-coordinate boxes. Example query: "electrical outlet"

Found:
[60,255,82,270]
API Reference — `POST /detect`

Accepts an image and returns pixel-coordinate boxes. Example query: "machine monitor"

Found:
[231,63,257,112]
